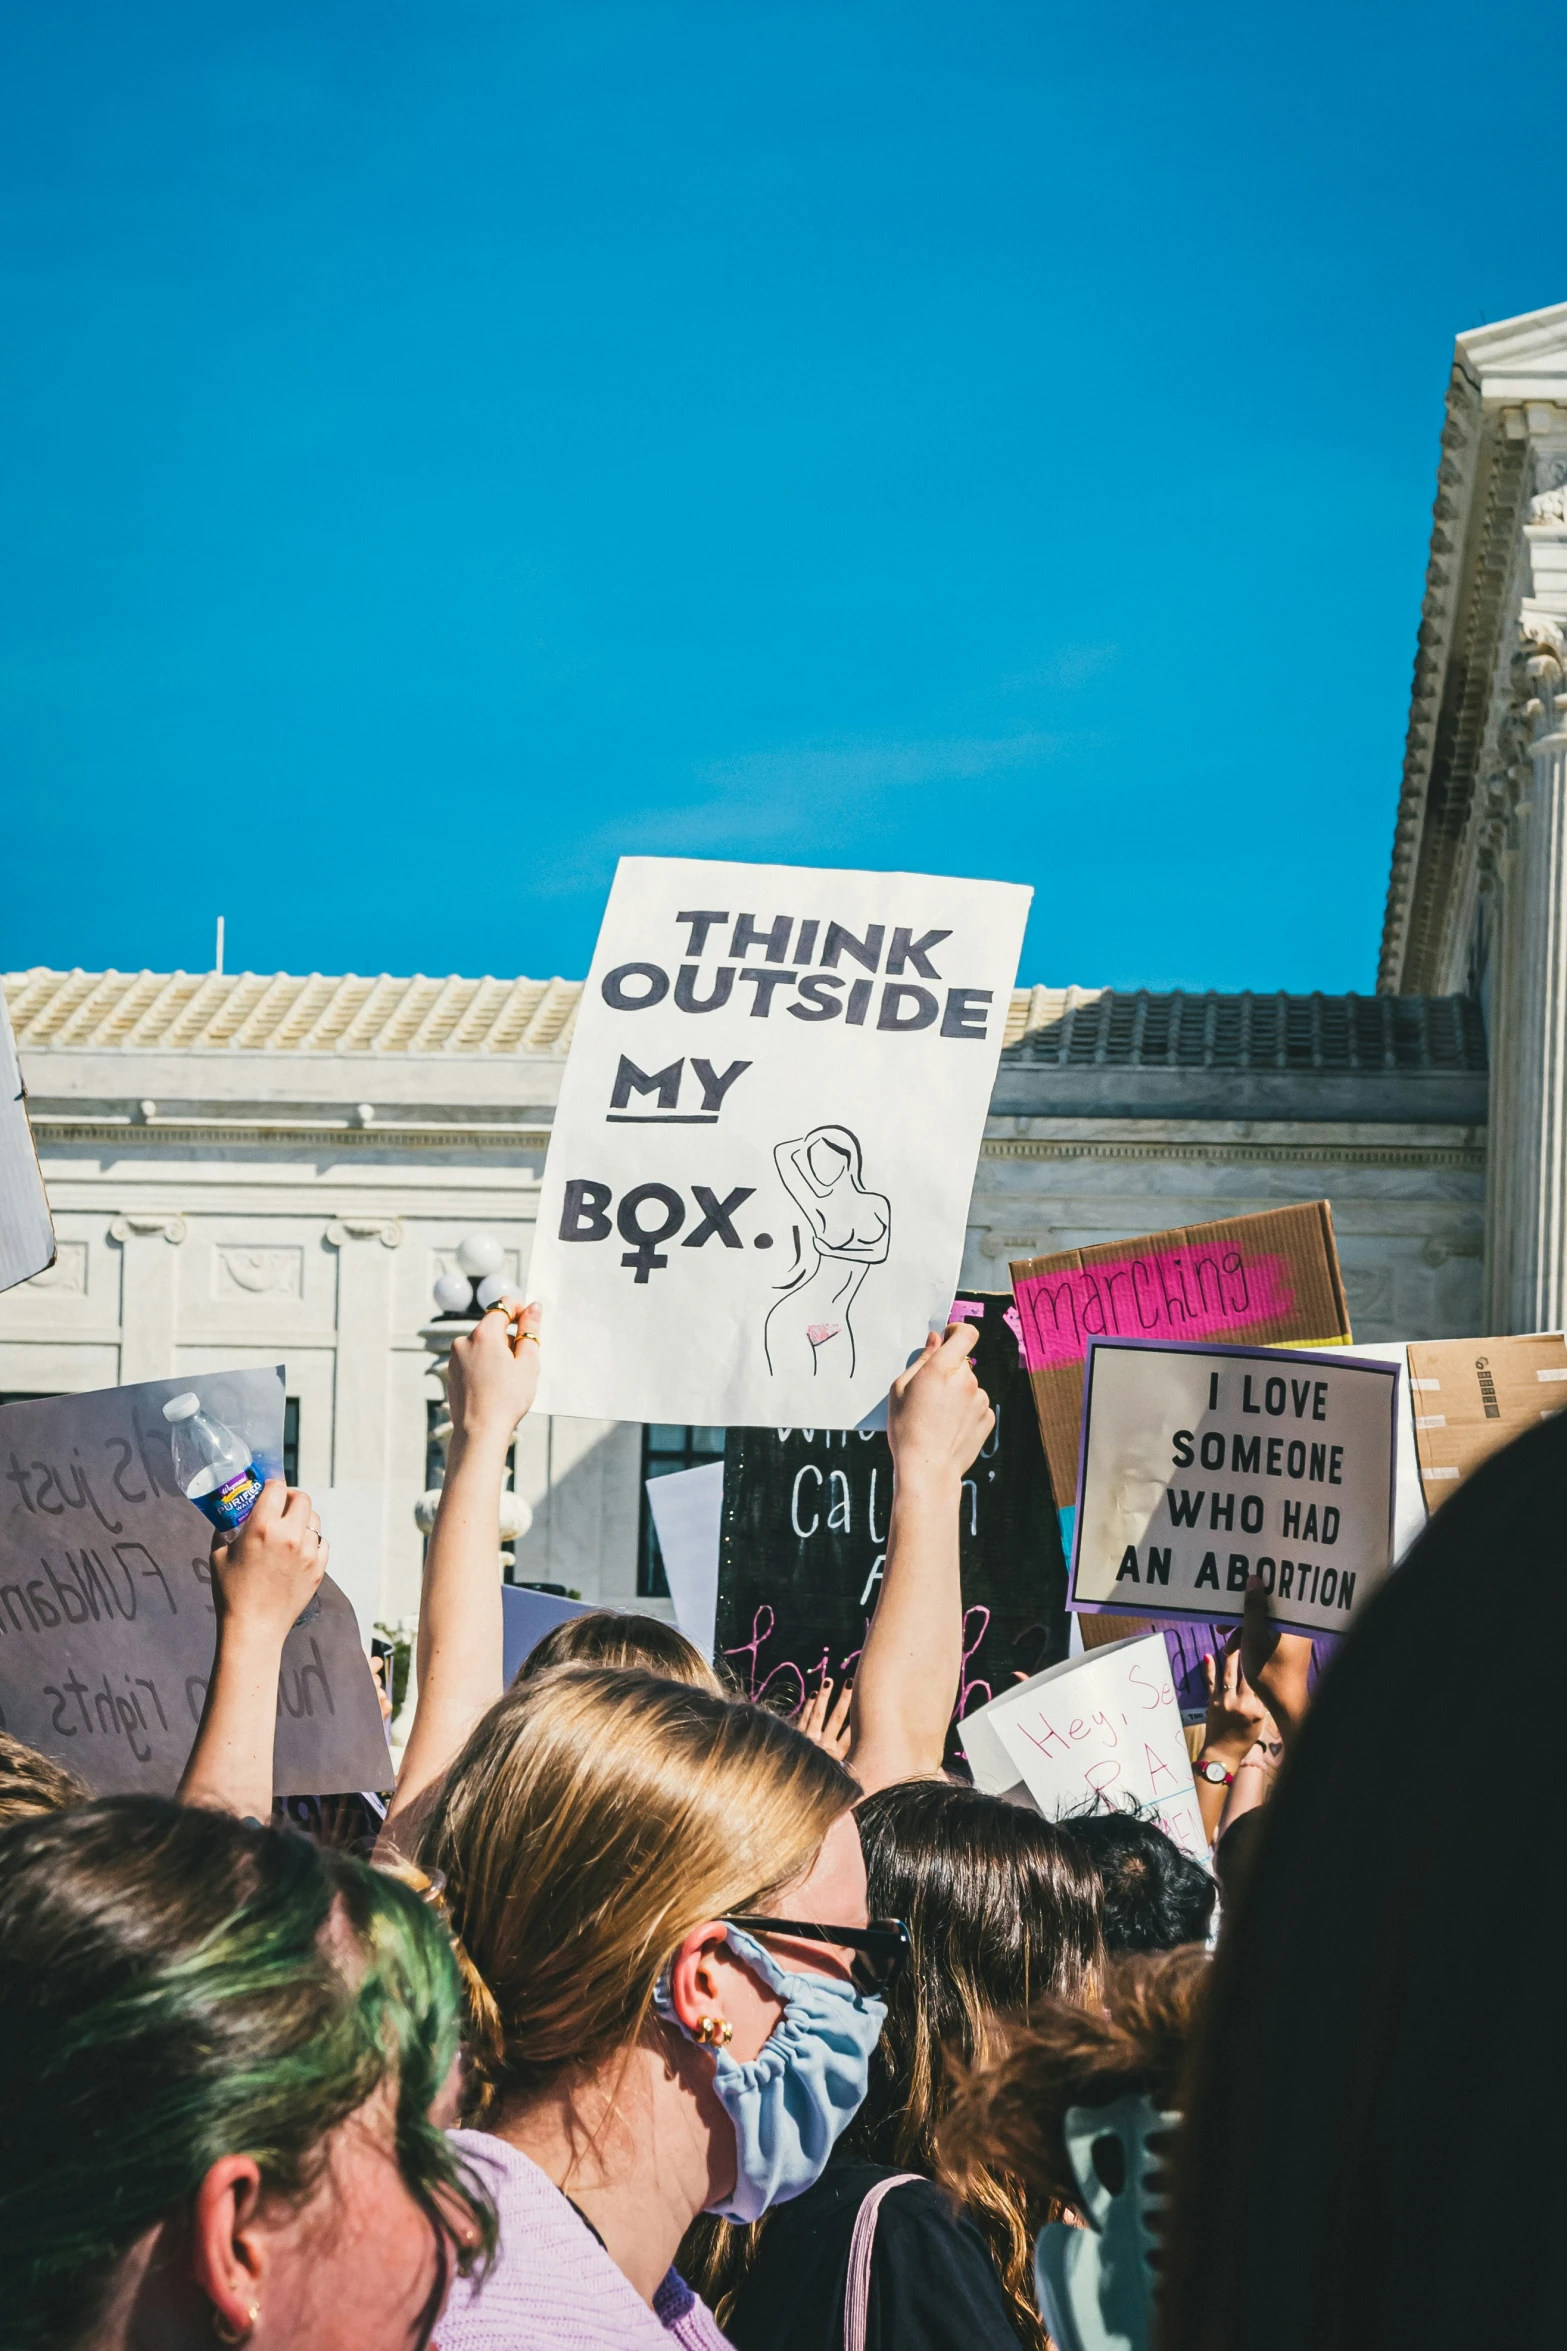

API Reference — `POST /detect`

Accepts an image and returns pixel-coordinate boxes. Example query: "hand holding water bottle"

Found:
[208,1481,328,1647]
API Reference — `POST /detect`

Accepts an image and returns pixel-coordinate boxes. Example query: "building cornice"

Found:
[28,1116,552,1152]
[1380,300,1567,994]
[979,1132,1484,1172]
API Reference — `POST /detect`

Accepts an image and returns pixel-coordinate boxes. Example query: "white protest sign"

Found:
[1071,1339,1398,1638]
[960,1631,1206,1861]
[528,857,1031,1426]
[0,985,54,1297]
[646,1458,723,1657]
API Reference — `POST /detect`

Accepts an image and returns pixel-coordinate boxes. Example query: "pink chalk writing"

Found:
[954,1604,993,1720]
[1011,1246,1300,1373]
[1001,1305,1028,1367]
[723,1605,810,1714]
[948,1299,986,1325]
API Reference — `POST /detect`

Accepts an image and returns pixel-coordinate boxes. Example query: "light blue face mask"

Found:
[655,1924,887,2222]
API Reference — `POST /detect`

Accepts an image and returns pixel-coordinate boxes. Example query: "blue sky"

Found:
[1,0,1555,993]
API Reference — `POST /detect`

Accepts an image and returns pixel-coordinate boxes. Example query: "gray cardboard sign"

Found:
[0,1369,393,1795]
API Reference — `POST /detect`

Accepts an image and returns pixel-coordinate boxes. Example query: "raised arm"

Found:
[1193,1634,1270,1845]
[846,1321,994,1796]
[177,1481,326,1818]
[384,1297,541,1831]
[1240,1576,1316,1754]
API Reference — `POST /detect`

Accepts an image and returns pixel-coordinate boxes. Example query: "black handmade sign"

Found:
[715,1291,1068,1758]
[0,1370,393,1796]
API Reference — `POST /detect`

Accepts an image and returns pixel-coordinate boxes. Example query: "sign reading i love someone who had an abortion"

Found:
[528,858,1031,1428]
[1070,1339,1399,1638]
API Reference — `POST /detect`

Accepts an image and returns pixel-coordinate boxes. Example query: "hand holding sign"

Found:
[446,1297,544,1452]
[886,1319,994,1493]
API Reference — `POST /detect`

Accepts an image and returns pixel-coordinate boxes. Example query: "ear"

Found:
[666,1921,734,2035]
[188,2156,267,2337]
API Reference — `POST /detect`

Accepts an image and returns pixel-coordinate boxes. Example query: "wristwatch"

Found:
[1195,1756,1235,1787]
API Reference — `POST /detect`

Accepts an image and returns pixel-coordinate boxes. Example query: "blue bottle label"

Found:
[191,1467,263,1532]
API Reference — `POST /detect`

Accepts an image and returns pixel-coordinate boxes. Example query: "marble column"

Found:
[109,1211,187,1383]
[325,1217,403,1488]
[1493,626,1567,1330]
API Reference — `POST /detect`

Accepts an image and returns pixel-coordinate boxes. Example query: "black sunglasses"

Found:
[724,1914,911,1997]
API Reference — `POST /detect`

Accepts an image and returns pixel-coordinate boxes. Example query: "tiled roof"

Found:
[2,971,1488,1072]
[1000,988,1487,1072]
[3,969,585,1056]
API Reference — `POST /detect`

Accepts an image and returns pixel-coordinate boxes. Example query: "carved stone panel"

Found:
[23,1242,88,1294]
[215,1245,305,1300]
[1341,1264,1395,1326]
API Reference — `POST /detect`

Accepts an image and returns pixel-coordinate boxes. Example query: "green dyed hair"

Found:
[0,1796,495,2351]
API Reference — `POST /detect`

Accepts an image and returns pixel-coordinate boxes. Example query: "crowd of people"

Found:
[1,1290,1558,2351]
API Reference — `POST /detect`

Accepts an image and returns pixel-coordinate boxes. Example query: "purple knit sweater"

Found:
[436,2130,732,2351]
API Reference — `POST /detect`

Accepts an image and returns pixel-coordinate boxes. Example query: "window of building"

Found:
[638,1425,726,1598]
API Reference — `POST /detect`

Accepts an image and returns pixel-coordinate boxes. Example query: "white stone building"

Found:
[8,292,1565,1620]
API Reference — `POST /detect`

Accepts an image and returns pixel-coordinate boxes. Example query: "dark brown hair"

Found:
[939,1947,1209,2214]
[1160,1408,1567,2351]
[686,1779,1106,2349]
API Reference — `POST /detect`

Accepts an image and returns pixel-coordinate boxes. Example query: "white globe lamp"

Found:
[456,1232,505,1279]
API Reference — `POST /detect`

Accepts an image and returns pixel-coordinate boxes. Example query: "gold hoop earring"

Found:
[694,2015,733,2047]
[212,2305,259,2344]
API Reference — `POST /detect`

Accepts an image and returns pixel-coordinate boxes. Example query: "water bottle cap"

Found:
[162,1392,202,1423]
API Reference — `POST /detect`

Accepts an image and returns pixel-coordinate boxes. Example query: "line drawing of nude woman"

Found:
[763,1125,891,1380]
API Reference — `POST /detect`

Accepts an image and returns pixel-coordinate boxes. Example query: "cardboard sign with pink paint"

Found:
[959,1630,1206,1861]
[1010,1203,1353,1504]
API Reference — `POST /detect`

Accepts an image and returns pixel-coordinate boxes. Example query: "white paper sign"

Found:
[645,1459,723,1658]
[1071,1339,1398,1637]
[960,1632,1206,1861]
[528,858,1031,1425]
[0,986,54,1297]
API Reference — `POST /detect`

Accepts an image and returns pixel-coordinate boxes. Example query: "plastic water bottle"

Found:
[163,1393,264,1532]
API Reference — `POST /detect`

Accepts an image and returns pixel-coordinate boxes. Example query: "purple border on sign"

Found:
[1066,1335,1400,1639]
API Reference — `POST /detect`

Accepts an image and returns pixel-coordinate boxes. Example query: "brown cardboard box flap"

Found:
[1405,1332,1567,1508]
[1011,1201,1352,1500]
